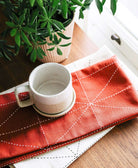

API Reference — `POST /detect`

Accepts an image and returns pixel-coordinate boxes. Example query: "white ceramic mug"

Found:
[15,63,76,117]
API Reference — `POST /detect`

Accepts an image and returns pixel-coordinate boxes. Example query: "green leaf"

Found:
[37,46,46,56]
[57,47,63,55]
[60,43,71,47]
[57,32,71,40]
[63,19,72,27]
[30,9,39,25]
[30,48,37,62]
[111,0,117,15]
[21,31,32,46]
[47,42,54,46]
[79,8,84,19]
[36,0,43,7]
[47,47,55,51]
[15,31,20,47]
[41,7,48,18]
[50,34,53,41]
[37,51,43,59]
[38,41,47,45]
[5,48,14,57]
[22,27,36,33]
[49,5,58,18]
[27,46,33,55]
[95,0,103,13]
[19,13,25,25]
[2,51,11,61]
[70,6,77,11]
[6,45,15,49]
[10,13,18,24]
[10,28,17,37]
[84,0,94,6]
[58,38,62,44]
[6,21,16,28]
[37,48,43,59]
[102,0,106,5]
[54,34,59,44]
[40,22,47,28]
[71,0,83,6]
[51,19,65,31]
[47,22,51,35]
[29,0,35,7]
[52,0,59,8]
[61,0,68,19]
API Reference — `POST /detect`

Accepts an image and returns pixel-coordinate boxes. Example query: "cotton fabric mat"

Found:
[0,47,138,168]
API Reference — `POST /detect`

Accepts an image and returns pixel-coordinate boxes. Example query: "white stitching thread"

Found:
[93,104,138,110]
[74,71,101,127]
[75,101,89,105]
[0,100,16,107]
[0,117,53,137]
[0,93,28,107]
[32,155,74,159]
[56,105,90,143]
[0,59,137,167]
[92,67,118,103]
[72,61,115,83]
[76,140,80,156]
[36,114,49,146]
[94,85,132,104]
[66,146,76,155]
[0,140,42,149]
[0,61,115,136]
[1,115,134,168]
[68,104,88,114]
[0,107,20,128]
[0,105,87,137]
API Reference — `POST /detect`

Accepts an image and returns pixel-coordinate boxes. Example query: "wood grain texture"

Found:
[69,118,138,168]
[0,15,137,168]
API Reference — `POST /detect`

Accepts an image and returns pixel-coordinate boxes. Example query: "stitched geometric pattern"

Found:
[0,56,138,167]
[15,128,112,168]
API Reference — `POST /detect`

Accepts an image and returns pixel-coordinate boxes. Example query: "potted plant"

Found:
[0,0,117,63]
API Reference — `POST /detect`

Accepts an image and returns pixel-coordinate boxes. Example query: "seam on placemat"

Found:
[72,61,115,83]
[93,104,138,110]
[36,114,49,146]
[0,100,16,107]
[92,67,118,103]
[75,71,101,127]
[94,85,132,104]
[55,105,90,143]
[0,117,52,137]
[0,104,88,137]
[0,140,42,149]
[32,155,74,159]
[66,146,76,155]
[1,114,137,168]
[0,107,20,128]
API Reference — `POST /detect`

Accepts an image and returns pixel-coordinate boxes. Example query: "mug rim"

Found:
[29,62,72,98]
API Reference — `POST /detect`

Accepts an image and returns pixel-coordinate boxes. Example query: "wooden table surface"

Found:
[0,23,137,168]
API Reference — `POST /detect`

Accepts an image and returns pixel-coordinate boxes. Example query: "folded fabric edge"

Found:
[0,111,137,168]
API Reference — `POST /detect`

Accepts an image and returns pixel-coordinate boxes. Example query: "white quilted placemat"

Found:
[2,46,137,168]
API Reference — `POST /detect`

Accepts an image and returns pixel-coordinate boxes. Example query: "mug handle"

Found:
[15,84,33,107]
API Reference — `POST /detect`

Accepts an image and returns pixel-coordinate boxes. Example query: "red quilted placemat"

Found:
[0,56,138,167]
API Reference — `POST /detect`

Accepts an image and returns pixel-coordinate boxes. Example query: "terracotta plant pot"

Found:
[39,19,75,63]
